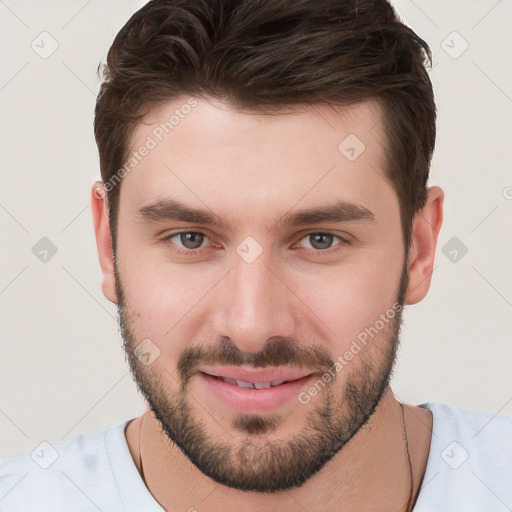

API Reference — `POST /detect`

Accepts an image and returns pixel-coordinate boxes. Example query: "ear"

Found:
[405,186,444,305]
[91,182,117,304]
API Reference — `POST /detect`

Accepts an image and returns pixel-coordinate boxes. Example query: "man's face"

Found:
[114,97,408,492]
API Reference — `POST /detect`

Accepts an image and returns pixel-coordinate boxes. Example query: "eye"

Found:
[297,232,348,251]
[165,231,211,252]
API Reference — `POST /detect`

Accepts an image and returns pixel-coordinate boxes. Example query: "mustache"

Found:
[177,336,335,389]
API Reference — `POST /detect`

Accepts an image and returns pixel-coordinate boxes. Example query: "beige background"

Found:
[1,0,511,459]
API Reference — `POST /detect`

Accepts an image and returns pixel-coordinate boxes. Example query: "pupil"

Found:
[311,233,332,250]
[181,232,204,249]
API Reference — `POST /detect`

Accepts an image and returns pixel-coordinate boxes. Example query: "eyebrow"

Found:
[136,197,375,232]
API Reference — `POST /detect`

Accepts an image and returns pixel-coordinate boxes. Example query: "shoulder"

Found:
[0,420,130,512]
[428,401,512,466]
[414,402,512,511]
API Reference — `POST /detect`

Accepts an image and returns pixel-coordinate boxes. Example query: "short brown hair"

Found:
[94,0,435,252]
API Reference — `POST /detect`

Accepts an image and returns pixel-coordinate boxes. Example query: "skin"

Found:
[91,96,443,511]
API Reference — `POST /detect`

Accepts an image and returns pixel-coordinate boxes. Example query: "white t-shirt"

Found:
[1,402,511,511]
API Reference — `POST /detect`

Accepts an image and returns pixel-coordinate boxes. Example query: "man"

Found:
[1,0,511,511]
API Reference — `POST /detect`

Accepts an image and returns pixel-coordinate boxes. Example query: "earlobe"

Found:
[91,182,118,304]
[405,186,444,305]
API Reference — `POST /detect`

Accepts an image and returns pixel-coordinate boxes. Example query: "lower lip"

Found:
[198,372,316,414]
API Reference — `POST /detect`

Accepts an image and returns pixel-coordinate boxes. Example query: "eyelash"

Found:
[161,230,351,256]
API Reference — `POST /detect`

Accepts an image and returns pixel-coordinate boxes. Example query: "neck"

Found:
[126,388,432,512]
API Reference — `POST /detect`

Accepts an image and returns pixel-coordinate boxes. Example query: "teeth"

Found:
[219,377,287,389]
[253,382,272,389]
[270,380,286,387]
[235,379,255,389]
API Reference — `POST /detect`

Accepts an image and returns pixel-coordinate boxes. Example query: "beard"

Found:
[116,258,409,493]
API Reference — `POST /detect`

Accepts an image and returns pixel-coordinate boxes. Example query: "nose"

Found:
[211,250,299,354]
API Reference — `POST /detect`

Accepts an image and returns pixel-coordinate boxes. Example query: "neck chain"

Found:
[401,402,415,512]
[137,403,415,512]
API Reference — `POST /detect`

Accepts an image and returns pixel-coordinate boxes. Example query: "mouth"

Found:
[198,365,314,384]
[197,368,317,414]
[201,373,310,389]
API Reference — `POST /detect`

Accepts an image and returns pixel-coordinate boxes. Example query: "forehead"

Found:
[120,96,397,228]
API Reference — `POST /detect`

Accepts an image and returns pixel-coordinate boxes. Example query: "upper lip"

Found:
[199,366,314,384]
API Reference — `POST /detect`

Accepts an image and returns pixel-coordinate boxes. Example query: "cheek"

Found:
[290,247,403,351]
[118,256,220,355]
